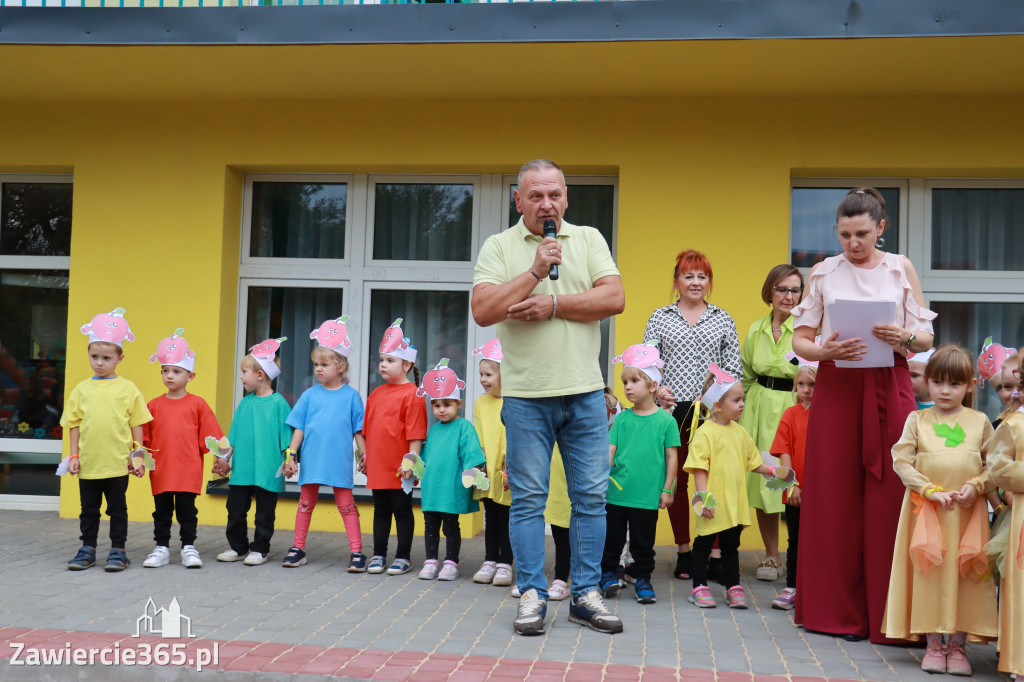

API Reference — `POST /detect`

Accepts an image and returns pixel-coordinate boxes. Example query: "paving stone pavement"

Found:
[0,510,1009,681]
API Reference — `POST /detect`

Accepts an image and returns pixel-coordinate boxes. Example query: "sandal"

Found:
[68,546,96,571]
[674,551,692,580]
[104,547,130,572]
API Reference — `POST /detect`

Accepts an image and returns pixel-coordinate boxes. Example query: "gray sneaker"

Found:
[568,590,624,634]
[513,588,547,636]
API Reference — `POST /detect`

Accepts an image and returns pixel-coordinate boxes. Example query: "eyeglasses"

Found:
[773,286,803,295]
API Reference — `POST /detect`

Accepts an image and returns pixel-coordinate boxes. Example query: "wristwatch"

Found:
[903,332,916,349]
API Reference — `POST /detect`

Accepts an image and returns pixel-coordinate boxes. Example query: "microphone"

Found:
[543,219,559,281]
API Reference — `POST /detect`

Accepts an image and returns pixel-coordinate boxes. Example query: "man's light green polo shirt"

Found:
[473,218,620,398]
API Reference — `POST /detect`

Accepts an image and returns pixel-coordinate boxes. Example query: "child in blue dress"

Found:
[282,315,366,572]
[414,358,486,581]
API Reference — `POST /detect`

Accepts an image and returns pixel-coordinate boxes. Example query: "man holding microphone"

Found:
[472,159,625,636]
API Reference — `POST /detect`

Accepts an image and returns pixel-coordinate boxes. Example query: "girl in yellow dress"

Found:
[989,348,1024,678]
[883,344,997,676]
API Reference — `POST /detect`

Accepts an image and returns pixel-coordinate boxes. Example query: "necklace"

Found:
[772,328,782,333]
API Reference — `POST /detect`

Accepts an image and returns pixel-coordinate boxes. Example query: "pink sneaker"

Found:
[945,642,972,676]
[726,585,748,609]
[438,560,459,581]
[688,585,716,608]
[771,587,796,610]
[921,641,946,674]
[547,579,570,601]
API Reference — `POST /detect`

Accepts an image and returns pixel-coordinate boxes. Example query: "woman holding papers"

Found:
[789,187,936,644]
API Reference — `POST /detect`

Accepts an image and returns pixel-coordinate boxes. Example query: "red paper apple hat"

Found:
[613,340,665,384]
[699,363,739,410]
[248,337,287,380]
[472,338,503,364]
[379,318,417,363]
[80,307,136,347]
[417,358,466,401]
[310,315,353,358]
[977,337,1018,386]
[150,328,196,372]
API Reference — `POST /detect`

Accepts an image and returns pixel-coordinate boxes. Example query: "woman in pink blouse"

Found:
[790,187,935,644]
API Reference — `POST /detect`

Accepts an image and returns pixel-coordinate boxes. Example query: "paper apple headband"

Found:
[472,338,503,364]
[249,337,287,380]
[311,315,353,358]
[613,340,665,384]
[379,318,417,363]
[151,328,196,372]
[699,363,739,409]
[417,358,466,401]
[80,307,135,347]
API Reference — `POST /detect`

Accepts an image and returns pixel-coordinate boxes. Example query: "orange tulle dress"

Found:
[883,407,997,642]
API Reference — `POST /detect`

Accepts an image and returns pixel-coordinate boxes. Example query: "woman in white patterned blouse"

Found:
[643,249,740,581]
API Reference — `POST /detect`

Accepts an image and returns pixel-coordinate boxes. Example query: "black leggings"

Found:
[153,491,198,547]
[785,503,800,589]
[692,525,742,589]
[482,499,512,564]
[372,489,414,560]
[423,511,461,562]
[551,524,570,583]
[79,476,129,548]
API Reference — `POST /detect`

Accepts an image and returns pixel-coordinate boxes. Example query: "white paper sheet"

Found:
[827,299,897,368]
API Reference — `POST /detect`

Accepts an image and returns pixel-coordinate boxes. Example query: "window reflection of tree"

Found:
[0,183,73,257]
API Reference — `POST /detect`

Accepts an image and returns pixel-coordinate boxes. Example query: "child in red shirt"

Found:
[769,358,816,610]
[142,329,225,569]
[358,318,427,576]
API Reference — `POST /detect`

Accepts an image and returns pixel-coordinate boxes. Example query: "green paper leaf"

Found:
[934,422,966,447]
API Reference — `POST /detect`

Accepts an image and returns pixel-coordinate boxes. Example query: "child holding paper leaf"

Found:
[414,358,485,581]
[883,344,997,676]
[683,364,795,609]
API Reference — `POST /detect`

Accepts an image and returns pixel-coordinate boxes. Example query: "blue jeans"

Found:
[502,389,609,599]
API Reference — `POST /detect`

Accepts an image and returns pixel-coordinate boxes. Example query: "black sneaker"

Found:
[282,547,307,567]
[348,552,367,573]
[513,588,547,636]
[568,590,623,634]
[599,571,621,599]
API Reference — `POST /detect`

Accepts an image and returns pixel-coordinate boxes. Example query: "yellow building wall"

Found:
[3,91,1022,549]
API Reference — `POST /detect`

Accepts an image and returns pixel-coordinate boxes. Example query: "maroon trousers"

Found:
[795,356,914,644]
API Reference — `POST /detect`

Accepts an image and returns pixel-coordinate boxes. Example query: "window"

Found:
[791,178,1024,420]
[0,175,73,499]
[790,182,904,268]
[239,172,618,488]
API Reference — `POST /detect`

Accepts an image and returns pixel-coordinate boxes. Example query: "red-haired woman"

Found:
[643,249,741,581]
[790,187,935,644]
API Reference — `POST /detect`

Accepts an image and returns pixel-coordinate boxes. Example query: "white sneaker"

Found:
[548,579,570,601]
[181,545,203,569]
[143,545,170,568]
[511,585,521,598]
[243,551,268,566]
[418,559,439,580]
[492,563,513,587]
[473,561,497,584]
[438,560,459,581]
[216,549,242,562]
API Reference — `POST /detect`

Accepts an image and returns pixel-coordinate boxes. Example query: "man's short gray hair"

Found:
[518,159,565,186]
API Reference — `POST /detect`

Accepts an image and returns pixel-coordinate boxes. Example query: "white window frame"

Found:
[789,178,910,278]
[240,173,356,273]
[918,178,1024,294]
[0,173,72,460]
